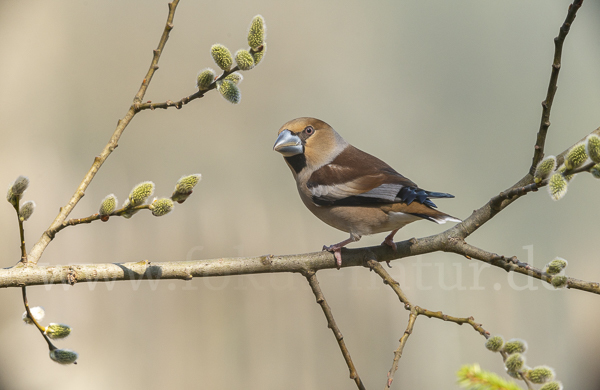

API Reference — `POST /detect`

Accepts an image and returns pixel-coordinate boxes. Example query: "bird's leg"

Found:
[382,229,399,251]
[382,229,399,267]
[323,234,361,269]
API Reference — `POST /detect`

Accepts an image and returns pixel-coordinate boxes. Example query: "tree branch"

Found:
[3,228,599,294]
[530,0,584,174]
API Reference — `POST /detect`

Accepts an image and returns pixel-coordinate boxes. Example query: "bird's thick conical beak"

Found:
[273,129,303,157]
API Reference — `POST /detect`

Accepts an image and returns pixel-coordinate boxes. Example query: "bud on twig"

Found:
[235,49,255,71]
[211,44,233,71]
[49,348,78,365]
[247,15,266,49]
[19,201,36,221]
[586,134,600,164]
[99,194,118,218]
[150,198,174,217]
[526,366,555,384]
[545,258,568,275]
[216,80,241,104]
[484,335,504,352]
[197,68,216,90]
[534,156,556,184]
[127,182,155,207]
[564,142,587,170]
[171,174,201,204]
[45,323,72,339]
[7,175,30,205]
[547,173,567,201]
[224,72,243,85]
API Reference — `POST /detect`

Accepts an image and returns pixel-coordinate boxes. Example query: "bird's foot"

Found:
[323,235,360,270]
[323,244,343,269]
[381,229,399,268]
[382,236,397,252]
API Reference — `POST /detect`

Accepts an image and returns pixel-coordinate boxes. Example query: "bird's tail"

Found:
[414,208,462,224]
[424,191,455,199]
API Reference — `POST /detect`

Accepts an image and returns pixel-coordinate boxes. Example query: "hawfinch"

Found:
[273,117,460,269]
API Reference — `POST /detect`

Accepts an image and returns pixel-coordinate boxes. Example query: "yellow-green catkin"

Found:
[540,381,563,390]
[545,258,568,275]
[128,181,155,207]
[171,174,201,204]
[216,80,241,104]
[586,134,600,163]
[99,194,117,216]
[548,173,567,201]
[526,366,555,384]
[45,323,72,339]
[505,353,525,373]
[551,275,568,289]
[197,68,216,90]
[564,142,587,170]
[224,72,243,85]
[247,15,266,49]
[19,200,36,221]
[534,156,557,183]
[150,198,174,217]
[251,43,266,66]
[503,339,527,355]
[49,349,78,365]
[485,335,504,352]
[211,44,233,71]
[235,49,255,71]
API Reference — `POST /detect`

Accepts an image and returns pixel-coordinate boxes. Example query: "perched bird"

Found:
[273,117,460,269]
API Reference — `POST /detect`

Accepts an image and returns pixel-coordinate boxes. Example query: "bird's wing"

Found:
[306,145,453,208]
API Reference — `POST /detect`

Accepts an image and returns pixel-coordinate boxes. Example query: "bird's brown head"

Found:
[273,117,347,174]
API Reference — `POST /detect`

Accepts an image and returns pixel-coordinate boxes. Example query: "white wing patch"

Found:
[309,183,360,201]
[354,183,402,201]
[309,182,404,202]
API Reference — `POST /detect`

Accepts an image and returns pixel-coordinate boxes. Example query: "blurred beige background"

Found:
[1,0,600,389]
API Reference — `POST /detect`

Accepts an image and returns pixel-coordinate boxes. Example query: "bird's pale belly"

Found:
[307,203,421,237]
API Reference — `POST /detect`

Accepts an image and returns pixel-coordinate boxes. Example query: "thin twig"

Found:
[386,307,417,390]
[51,204,152,235]
[12,201,27,263]
[366,260,411,306]
[22,286,56,351]
[135,66,240,111]
[367,260,492,389]
[133,1,180,104]
[366,260,414,389]
[304,271,366,390]
[530,0,585,174]
[414,307,489,337]
[26,0,181,266]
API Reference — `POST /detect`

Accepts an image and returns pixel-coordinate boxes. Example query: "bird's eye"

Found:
[304,126,314,135]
